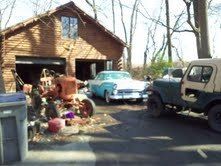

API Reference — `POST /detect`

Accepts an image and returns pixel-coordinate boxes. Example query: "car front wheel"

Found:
[147,94,164,117]
[105,90,111,103]
[208,105,221,132]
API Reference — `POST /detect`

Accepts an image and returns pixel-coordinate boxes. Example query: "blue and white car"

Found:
[88,71,149,103]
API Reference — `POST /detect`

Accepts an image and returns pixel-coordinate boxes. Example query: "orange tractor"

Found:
[12,69,95,119]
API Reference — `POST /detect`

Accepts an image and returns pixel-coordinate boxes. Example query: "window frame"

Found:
[61,16,78,39]
[187,65,213,83]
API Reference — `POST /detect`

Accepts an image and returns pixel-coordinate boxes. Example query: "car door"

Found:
[90,73,104,97]
[181,63,216,103]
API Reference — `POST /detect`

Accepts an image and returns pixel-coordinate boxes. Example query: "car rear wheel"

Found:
[105,90,111,103]
[208,105,221,132]
[147,94,164,117]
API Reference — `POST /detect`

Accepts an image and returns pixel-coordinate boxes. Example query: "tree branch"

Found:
[4,0,16,28]
[183,0,199,34]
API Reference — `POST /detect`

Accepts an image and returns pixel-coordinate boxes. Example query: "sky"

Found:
[3,0,221,66]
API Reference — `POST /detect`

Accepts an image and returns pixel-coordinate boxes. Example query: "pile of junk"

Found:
[12,68,95,140]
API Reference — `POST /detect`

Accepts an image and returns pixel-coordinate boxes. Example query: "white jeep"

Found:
[147,58,221,132]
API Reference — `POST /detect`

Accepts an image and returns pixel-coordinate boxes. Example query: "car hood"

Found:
[113,79,147,91]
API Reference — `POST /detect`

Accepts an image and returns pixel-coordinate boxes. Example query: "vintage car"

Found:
[88,71,149,103]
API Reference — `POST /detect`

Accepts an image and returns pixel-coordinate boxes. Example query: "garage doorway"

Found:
[15,56,66,85]
[75,59,113,81]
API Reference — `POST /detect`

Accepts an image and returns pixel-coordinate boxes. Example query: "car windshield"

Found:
[104,72,131,80]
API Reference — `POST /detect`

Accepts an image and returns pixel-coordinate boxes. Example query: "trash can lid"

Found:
[0,92,26,103]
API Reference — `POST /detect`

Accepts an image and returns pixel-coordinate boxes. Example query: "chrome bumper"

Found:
[110,92,148,100]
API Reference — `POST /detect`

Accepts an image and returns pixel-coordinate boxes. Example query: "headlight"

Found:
[113,90,118,95]
[113,84,117,89]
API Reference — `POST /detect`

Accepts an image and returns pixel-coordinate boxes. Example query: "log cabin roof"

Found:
[0,1,126,47]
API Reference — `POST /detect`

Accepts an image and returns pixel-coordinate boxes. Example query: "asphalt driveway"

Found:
[17,98,221,166]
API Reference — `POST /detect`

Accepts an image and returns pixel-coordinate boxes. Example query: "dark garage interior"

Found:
[15,56,66,85]
[75,59,112,81]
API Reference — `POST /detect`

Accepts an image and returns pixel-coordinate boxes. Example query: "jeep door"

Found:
[181,63,216,103]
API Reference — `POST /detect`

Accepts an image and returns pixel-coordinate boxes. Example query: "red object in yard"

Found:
[23,84,32,94]
[54,76,78,101]
[48,118,65,133]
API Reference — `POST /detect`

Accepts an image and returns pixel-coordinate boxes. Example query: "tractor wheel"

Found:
[79,98,96,118]
[147,94,164,117]
[208,105,221,132]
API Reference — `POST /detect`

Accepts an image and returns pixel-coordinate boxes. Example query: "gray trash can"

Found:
[0,92,27,165]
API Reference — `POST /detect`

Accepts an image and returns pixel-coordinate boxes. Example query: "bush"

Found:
[146,59,172,79]
[130,59,173,80]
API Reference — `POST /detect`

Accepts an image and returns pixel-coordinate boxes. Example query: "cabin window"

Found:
[61,16,78,39]
[187,66,213,83]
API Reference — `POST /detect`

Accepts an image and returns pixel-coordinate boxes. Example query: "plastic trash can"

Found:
[0,92,27,165]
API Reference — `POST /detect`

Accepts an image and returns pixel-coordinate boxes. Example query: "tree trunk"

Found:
[193,0,211,59]
[85,0,98,20]
[198,0,211,58]
[118,0,139,72]
[92,0,97,20]
[165,0,172,63]
[127,46,132,71]
[193,0,202,58]
[111,0,115,33]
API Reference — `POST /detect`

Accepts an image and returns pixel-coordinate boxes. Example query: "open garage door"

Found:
[15,56,66,85]
[75,59,113,81]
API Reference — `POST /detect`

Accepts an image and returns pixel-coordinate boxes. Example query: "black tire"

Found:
[174,106,183,112]
[208,105,221,132]
[136,98,143,103]
[147,94,164,117]
[79,98,96,118]
[104,90,111,103]
[28,127,34,141]
[45,102,60,120]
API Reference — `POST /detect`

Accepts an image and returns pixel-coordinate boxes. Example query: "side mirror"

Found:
[171,69,183,78]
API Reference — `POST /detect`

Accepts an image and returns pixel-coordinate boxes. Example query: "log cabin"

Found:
[0,1,125,92]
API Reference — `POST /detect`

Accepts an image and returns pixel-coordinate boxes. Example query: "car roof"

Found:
[191,58,221,65]
[98,71,129,74]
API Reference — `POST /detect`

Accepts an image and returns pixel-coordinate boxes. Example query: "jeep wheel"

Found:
[105,90,111,103]
[208,105,221,132]
[147,94,164,117]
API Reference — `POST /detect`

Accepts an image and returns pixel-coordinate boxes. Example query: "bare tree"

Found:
[0,0,17,30]
[183,0,211,59]
[118,0,140,72]
[85,0,98,20]
[30,0,53,15]
[143,1,164,66]
[165,0,172,63]
[111,0,115,33]
[143,0,186,66]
